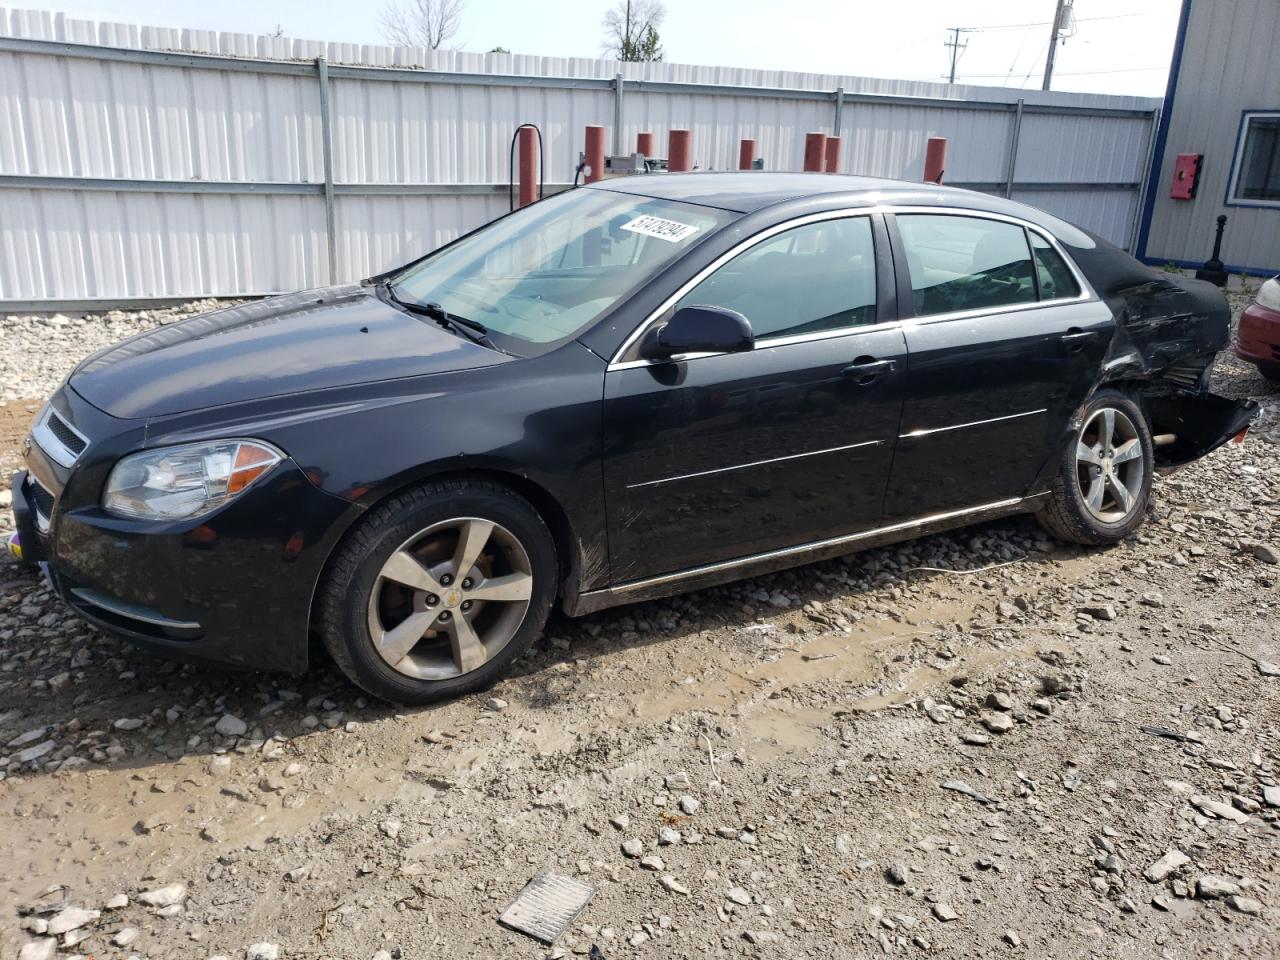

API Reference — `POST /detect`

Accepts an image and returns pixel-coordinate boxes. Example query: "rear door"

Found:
[601,213,906,583]
[884,212,1113,519]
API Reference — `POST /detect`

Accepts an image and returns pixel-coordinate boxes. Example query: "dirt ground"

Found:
[1,299,1278,960]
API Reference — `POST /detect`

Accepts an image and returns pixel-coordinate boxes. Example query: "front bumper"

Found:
[1235,301,1280,368]
[11,392,358,673]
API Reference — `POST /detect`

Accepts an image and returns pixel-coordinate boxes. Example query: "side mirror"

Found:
[640,305,754,361]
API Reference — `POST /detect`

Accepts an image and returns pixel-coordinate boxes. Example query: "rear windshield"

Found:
[387,189,735,354]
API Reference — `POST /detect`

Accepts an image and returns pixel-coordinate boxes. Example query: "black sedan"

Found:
[9,173,1257,704]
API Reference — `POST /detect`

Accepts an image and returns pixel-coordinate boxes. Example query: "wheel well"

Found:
[308,468,580,639]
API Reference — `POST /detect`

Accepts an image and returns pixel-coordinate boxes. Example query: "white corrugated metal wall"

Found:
[1140,0,1280,274]
[0,6,1161,308]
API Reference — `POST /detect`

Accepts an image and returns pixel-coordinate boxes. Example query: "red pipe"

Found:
[636,131,654,158]
[584,125,606,184]
[803,132,827,172]
[824,136,842,174]
[517,126,537,207]
[924,136,947,184]
[668,129,692,172]
[738,138,756,170]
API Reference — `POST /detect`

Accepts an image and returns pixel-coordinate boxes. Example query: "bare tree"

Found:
[380,0,465,49]
[602,0,665,62]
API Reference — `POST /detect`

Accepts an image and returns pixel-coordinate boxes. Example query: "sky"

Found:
[11,0,1183,97]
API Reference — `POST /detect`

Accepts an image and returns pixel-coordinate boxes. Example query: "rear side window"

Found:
[676,216,877,341]
[1030,231,1081,300]
[897,214,1036,317]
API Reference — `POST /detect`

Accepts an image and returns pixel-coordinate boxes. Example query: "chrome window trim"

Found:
[30,404,90,468]
[626,438,884,490]
[607,317,907,372]
[606,204,1099,371]
[899,408,1048,439]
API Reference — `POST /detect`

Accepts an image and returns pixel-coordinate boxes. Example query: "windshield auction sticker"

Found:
[620,215,700,243]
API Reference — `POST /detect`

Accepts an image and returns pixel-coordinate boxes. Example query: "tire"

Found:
[318,478,557,705]
[1037,388,1154,546]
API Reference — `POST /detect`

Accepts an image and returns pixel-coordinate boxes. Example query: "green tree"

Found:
[602,0,665,62]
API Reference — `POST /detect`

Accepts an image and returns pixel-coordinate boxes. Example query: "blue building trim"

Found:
[1134,0,1194,265]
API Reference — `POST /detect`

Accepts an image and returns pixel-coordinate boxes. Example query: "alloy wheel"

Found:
[366,517,534,680]
[1074,407,1145,523]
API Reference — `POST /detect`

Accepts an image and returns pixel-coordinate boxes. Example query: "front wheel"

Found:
[318,479,557,705]
[1038,389,1154,546]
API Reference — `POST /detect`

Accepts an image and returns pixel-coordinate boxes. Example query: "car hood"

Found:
[69,285,508,419]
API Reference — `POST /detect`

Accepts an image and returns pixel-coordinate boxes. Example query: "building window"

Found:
[1228,112,1280,207]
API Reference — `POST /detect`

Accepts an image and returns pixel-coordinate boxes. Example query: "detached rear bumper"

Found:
[1146,391,1259,469]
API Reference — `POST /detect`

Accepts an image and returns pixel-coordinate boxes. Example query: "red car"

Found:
[1236,275,1280,383]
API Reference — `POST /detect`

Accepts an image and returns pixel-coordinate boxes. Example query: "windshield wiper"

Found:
[381,282,499,350]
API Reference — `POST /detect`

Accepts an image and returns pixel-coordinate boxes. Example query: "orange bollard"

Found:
[636,131,654,158]
[738,138,757,170]
[824,136,842,174]
[924,137,947,184]
[517,126,538,207]
[668,129,692,172]
[803,132,827,172]
[584,125,606,184]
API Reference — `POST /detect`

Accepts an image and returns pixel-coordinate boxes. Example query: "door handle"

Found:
[842,357,897,384]
[1060,329,1096,354]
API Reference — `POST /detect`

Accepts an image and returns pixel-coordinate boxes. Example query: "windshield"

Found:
[386,188,735,353]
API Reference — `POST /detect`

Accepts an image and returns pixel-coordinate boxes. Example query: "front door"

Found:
[602,214,907,584]
[884,213,1113,518]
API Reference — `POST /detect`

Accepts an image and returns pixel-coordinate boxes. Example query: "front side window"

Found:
[675,216,878,341]
[1229,112,1280,206]
[389,189,735,353]
[897,214,1036,317]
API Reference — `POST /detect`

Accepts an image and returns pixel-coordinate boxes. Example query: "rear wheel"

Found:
[1038,389,1154,545]
[319,479,556,705]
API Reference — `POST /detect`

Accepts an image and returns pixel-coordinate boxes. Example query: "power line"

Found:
[957,12,1150,32]
[956,65,1168,79]
[1000,24,1038,87]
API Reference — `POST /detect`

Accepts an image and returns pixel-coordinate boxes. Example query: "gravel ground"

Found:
[1,293,1278,960]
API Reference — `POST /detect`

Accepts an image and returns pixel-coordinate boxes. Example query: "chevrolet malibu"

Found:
[9,173,1257,704]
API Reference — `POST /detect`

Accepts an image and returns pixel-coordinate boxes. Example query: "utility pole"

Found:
[1042,0,1068,91]
[944,26,968,84]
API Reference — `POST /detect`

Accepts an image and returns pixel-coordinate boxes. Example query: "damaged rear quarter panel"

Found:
[1068,235,1258,466]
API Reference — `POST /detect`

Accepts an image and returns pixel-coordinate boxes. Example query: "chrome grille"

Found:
[46,409,86,455]
[30,404,89,468]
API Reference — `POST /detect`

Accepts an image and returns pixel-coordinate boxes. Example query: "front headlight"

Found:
[103,439,284,520]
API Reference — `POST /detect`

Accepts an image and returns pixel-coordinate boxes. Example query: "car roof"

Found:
[588,171,1094,247]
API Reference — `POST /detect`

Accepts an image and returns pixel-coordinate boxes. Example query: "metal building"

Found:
[1137,0,1280,276]
[0,6,1161,309]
